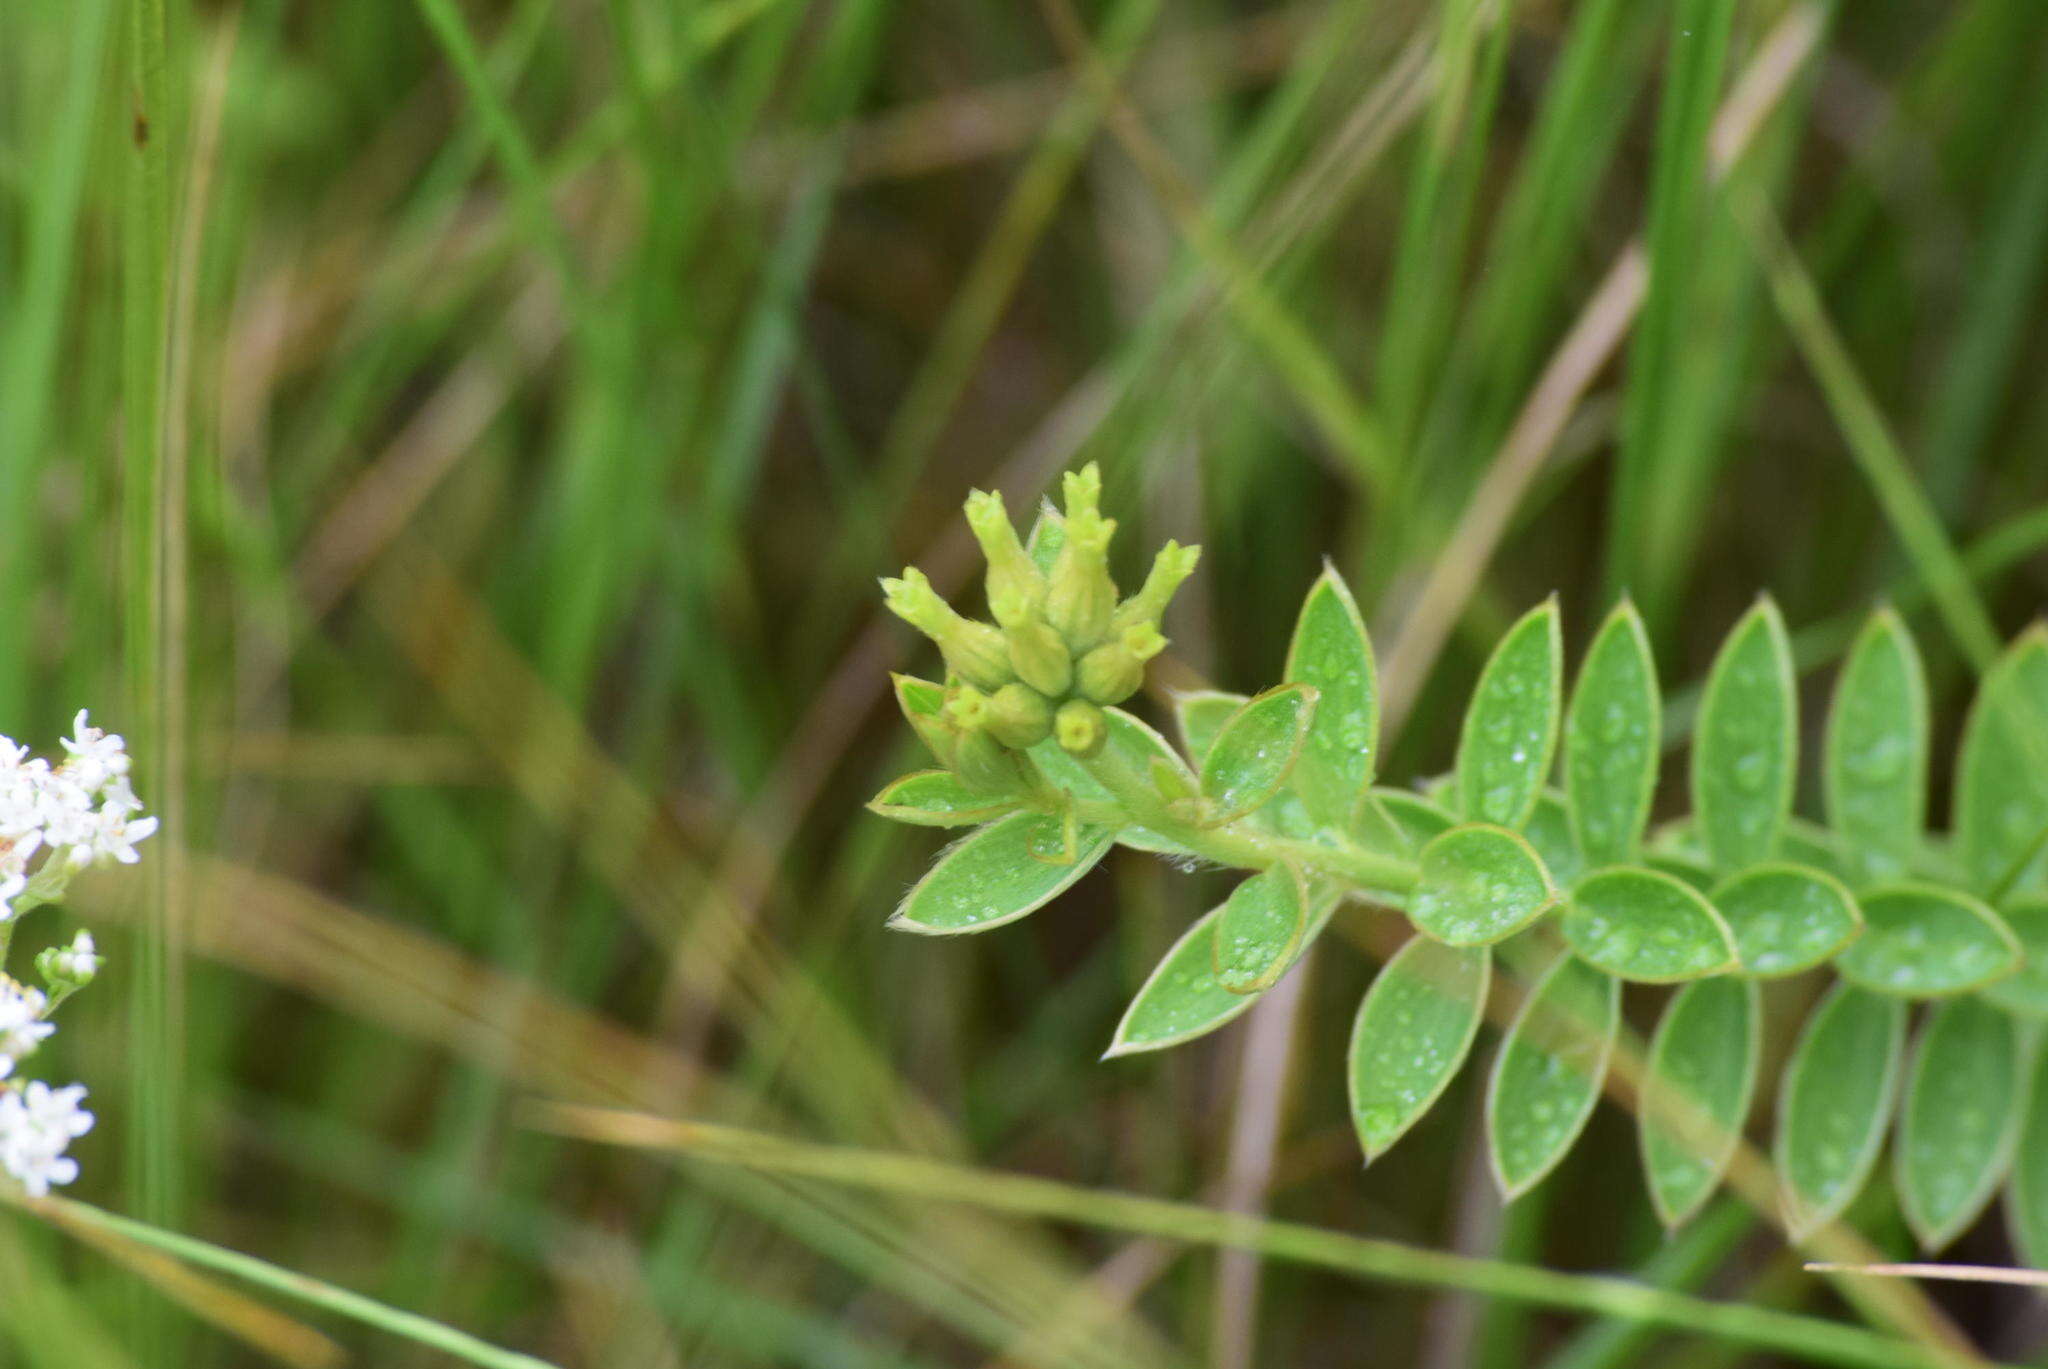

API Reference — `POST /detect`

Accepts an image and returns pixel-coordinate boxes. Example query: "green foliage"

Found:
[1562,867,1734,982]
[1454,598,1561,829]
[1408,824,1556,946]
[878,477,2048,1251]
[1486,955,1617,1200]
[1895,998,2023,1252]
[1639,977,1758,1229]
[1197,683,1318,825]
[1347,937,1489,1161]
[1564,602,1658,869]
[1775,985,1906,1240]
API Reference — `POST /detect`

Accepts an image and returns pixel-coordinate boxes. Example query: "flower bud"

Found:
[1054,699,1108,758]
[985,683,1054,749]
[999,598,1073,697]
[1110,540,1201,635]
[1045,466,1118,649]
[881,568,1014,690]
[1075,623,1167,705]
[36,931,98,994]
[965,490,1045,629]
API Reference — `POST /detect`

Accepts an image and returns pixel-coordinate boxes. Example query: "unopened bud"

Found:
[985,683,1055,749]
[881,568,1014,690]
[1000,599,1073,697]
[36,931,98,993]
[965,490,1045,629]
[1054,699,1108,758]
[1045,466,1118,649]
[1075,623,1167,704]
[1110,540,1201,635]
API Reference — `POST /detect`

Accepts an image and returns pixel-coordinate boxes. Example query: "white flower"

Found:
[60,711,130,795]
[51,932,97,983]
[83,807,157,867]
[0,1081,93,1196]
[0,981,52,1078]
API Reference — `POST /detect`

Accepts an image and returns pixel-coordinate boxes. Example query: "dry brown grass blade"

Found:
[1806,1264,2048,1289]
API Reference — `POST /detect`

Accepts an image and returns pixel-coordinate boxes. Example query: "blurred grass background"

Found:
[6,0,2048,1364]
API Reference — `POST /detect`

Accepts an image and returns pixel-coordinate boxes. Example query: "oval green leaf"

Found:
[1895,997,2024,1252]
[1645,852,1715,894]
[1980,899,2048,1016]
[1692,599,1795,873]
[1106,894,1338,1056]
[1563,867,1736,982]
[869,770,1021,826]
[893,672,956,765]
[1824,609,1928,888]
[1711,863,1862,977]
[1211,864,1309,994]
[1349,937,1490,1161]
[1834,884,2020,997]
[1640,977,1760,1228]
[889,811,1113,935]
[2003,1041,2048,1267]
[1566,601,1659,868]
[1456,599,1563,829]
[1409,824,1558,947]
[1487,955,1619,1199]
[1955,626,2048,897]
[1775,984,1906,1240]
[1198,683,1318,825]
[1285,567,1379,828]
[1173,690,1248,769]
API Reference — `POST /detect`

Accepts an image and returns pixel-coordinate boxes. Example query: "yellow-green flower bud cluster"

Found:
[882,464,1199,775]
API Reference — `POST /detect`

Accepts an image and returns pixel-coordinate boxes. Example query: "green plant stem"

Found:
[26,1198,558,1369]
[1063,748,1417,897]
[535,1107,1977,1369]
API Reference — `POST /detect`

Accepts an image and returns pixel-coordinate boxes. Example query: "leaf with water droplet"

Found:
[1409,824,1558,946]
[1834,884,2019,997]
[1284,566,1379,829]
[1211,864,1310,994]
[1487,955,1619,1199]
[2003,1042,2048,1266]
[1523,790,1585,889]
[1566,601,1659,868]
[1106,892,1338,1056]
[1640,977,1759,1227]
[1198,683,1318,825]
[869,770,1022,826]
[1825,609,1928,888]
[1711,863,1862,977]
[890,811,1114,935]
[1174,690,1249,769]
[1349,936,1489,1161]
[1896,996,2023,1251]
[1981,899,2048,1016]
[1563,866,1736,982]
[1775,984,1906,1240]
[1693,599,1795,873]
[1456,599,1562,829]
[1955,626,2048,897]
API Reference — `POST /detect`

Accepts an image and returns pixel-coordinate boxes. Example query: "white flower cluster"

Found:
[0,712,150,1198]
